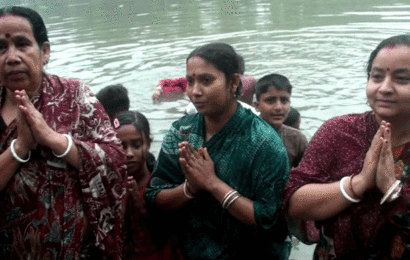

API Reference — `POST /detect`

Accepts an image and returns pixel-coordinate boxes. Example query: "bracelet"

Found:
[222,190,239,209]
[340,176,361,203]
[183,179,195,199]
[224,193,241,209]
[380,180,401,205]
[10,139,31,163]
[52,134,73,158]
[155,86,162,91]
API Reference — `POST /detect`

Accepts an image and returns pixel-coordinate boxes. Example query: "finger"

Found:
[395,160,405,179]
[202,147,212,161]
[179,157,192,177]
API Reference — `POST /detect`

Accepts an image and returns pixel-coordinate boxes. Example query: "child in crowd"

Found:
[255,73,319,246]
[152,54,256,106]
[96,84,156,172]
[114,111,183,259]
[96,84,130,121]
[284,107,301,130]
[254,73,308,168]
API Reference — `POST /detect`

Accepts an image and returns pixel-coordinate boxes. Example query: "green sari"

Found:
[146,103,290,260]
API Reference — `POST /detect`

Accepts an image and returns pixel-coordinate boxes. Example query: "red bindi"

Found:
[5,33,10,38]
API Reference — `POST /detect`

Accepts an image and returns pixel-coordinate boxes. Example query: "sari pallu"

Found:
[0,74,127,260]
[146,103,291,260]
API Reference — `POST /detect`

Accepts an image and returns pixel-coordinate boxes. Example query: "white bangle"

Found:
[380,180,401,205]
[156,86,162,91]
[183,179,195,199]
[340,176,360,203]
[222,190,239,209]
[224,193,241,209]
[10,139,31,163]
[52,134,73,158]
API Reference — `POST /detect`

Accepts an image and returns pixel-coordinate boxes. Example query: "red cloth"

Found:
[0,74,127,259]
[158,75,256,105]
[124,174,183,260]
[283,111,410,259]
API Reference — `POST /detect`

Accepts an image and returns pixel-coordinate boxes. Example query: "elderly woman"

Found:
[0,6,126,259]
[146,43,290,260]
[283,34,410,259]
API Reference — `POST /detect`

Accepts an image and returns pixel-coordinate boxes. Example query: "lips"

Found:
[376,99,396,106]
[193,102,206,110]
[6,70,27,80]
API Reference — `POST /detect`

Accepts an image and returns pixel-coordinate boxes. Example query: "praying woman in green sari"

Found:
[145,43,291,260]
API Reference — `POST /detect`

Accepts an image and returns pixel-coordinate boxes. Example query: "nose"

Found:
[191,82,202,96]
[379,76,394,94]
[6,46,21,65]
[125,146,134,158]
[273,100,283,111]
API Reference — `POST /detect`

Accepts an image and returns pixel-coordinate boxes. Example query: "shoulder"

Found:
[318,112,372,136]
[44,74,84,89]
[280,124,308,144]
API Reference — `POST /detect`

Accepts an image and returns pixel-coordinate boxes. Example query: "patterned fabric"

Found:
[146,103,291,260]
[283,111,410,260]
[277,125,308,168]
[0,74,127,260]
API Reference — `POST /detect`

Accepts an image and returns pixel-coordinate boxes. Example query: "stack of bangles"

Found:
[380,180,402,205]
[221,189,241,209]
[52,134,74,158]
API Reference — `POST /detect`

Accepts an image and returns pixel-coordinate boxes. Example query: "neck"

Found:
[204,101,237,141]
[376,113,410,147]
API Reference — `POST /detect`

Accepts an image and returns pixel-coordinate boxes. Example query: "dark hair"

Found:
[367,34,410,79]
[283,107,301,129]
[115,111,155,172]
[115,110,152,145]
[0,6,48,47]
[255,73,293,100]
[96,84,130,120]
[237,54,245,75]
[187,42,242,97]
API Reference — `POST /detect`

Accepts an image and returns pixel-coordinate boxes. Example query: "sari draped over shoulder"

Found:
[0,74,127,260]
[146,103,291,260]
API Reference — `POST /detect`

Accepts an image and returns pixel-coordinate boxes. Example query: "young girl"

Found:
[114,111,182,260]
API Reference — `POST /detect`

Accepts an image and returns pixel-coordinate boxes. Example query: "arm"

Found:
[286,120,387,220]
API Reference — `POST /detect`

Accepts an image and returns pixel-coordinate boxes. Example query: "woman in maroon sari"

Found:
[0,6,126,259]
[283,34,410,259]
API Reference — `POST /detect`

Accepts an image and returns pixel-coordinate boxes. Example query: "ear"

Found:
[254,100,260,111]
[231,73,241,93]
[41,42,51,66]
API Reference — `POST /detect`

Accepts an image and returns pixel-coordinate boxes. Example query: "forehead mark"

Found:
[5,33,10,38]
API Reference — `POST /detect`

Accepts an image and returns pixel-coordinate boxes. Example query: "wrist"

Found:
[351,174,371,198]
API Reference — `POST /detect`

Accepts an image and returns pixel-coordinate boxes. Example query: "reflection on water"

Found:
[2,0,410,258]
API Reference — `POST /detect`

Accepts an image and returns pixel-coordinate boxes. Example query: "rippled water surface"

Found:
[3,0,410,258]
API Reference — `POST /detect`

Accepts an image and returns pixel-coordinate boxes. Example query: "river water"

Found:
[2,0,410,259]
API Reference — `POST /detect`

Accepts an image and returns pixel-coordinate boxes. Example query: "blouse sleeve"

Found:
[72,83,127,259]
[252,137,289,235]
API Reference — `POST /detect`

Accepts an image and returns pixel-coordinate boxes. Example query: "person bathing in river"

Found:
[151,54,257,106]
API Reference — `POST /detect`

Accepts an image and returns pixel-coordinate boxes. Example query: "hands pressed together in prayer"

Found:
[178,141,218,196]
[13,90,79,168]
[355,121,404,197]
